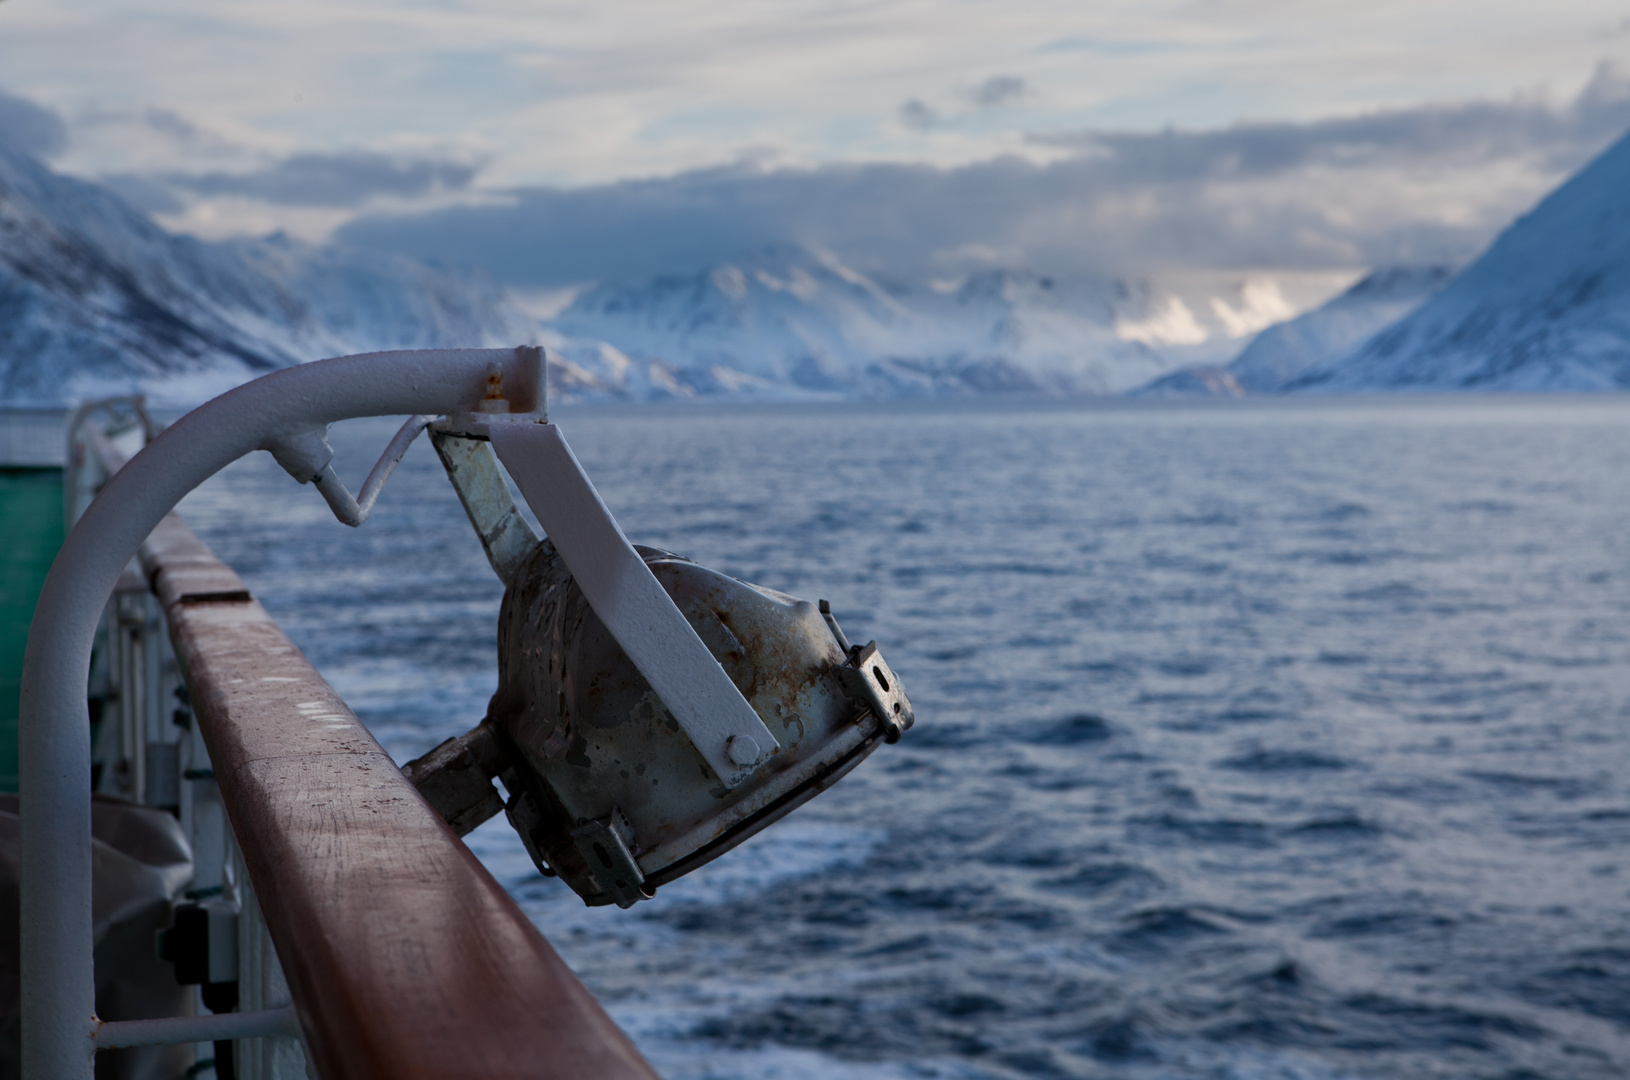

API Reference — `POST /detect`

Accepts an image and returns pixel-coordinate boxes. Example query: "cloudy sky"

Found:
[2,0,1628,288]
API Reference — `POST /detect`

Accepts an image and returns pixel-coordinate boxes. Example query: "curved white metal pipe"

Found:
[311,413,437,527]
[19,348,527,1077]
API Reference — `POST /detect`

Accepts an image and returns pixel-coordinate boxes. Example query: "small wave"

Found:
[1307,501,1372,522]
[924,645,979,662]
[927,993,1006,1019]
[1407,709,1506,725]
[637,1039,952,1080]
[1018,713,1116,746]
[902,722,983,749]
[1335,992,1544,1050]
[1042,861,1161,897]
[1080,1013,1159,1062]
[1516,946,1630,1023]
[1008,633,1075,649]
[1236,958,1307,990]
[985,843,1070,869]
[855,933,936,958]
[1308,909,1455,940]
[1111,907,1231,951]
[1462,770,1603,801]
[1366,777,1469,805]
[1343,581,1424,602]
[1137,690,1213,706]
[1220,749,1350,773]
[1172,510,1241,527]
[1292,548,1398,567]
[1157,656,1214,677]
[663,822,889,907]
[1144,551,1230,575]
[1286,815,1382,840]
[1444,499,1518,514]
[1136,814,1275,848]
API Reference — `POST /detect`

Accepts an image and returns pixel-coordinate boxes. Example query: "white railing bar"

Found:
[93,1007,299,1049]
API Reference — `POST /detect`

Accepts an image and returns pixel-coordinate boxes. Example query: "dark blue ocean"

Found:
[180,397,1630,1080]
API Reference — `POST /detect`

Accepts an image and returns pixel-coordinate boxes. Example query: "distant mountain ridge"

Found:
[7,121,1630,406]
[0,142,1237,406]
[544,246,1270,398]
[1132,266,1452,397]
[0,142,533,404]
[1289,127,1630,392]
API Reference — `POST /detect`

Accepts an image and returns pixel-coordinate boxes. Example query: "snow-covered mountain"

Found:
[28,113,1630,406]
[544,248,1275,398]
[1289,128,1630,392]
[0,143,533,405]
[1131,266,1451,397]
[0,142,1283,405]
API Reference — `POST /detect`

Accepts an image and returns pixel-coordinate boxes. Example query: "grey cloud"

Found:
[139,108,209,147]
[1034,62,1630,180]
[0,88,67,158]
[98,173,188,215]
[76,105,248,158]
[898,99,939,131]
[338,66,1630,287]
[166,151,479,208]
[901,75,1030,131]
[967,76,1028,109]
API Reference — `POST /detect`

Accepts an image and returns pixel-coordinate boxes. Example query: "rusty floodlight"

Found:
[405,405,914,908]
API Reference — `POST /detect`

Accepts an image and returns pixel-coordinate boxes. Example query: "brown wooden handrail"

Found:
[144,514,660,1079]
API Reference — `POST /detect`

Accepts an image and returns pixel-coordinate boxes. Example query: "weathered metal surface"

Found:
[399,721,507,836]
[484,540,893,905]
[817,599,851,653]
[570,810,648,908]
[139,514,253,609]
[489,421,778,788]
[834,641,915,744]
[158,532,657,1078]
[429,432,540,586]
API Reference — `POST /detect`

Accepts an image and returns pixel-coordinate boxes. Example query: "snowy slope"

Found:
[0,144,533,405]
[1131,266,1450,397]
[548,247,1208,398]
[1291,129,1630,392]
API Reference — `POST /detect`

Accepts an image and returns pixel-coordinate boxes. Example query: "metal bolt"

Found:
[725,734,761,767]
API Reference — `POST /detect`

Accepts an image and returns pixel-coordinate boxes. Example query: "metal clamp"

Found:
[834,642,915,744]
[571,810,651,909]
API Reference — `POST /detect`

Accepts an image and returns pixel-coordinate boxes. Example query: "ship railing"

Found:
[21,354,660,1078]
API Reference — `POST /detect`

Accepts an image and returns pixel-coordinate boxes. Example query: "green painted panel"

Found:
[0,467,65,793]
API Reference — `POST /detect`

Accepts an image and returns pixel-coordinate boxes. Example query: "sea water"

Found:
[180,396,1630,1080]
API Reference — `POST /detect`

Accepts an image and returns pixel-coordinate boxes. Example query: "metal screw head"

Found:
[725,734,761,767]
